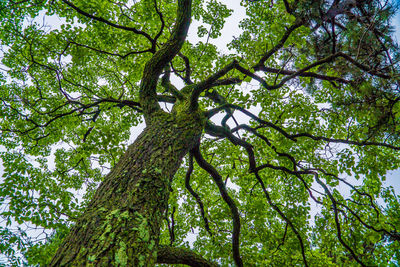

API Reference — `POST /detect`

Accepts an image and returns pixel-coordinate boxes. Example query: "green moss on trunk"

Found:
[50,109,204,266]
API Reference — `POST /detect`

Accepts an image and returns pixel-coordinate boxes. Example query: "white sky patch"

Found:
[392,10,400,43]
[187,0,246,54]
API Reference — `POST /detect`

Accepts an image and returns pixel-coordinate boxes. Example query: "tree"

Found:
[1,0,400,265]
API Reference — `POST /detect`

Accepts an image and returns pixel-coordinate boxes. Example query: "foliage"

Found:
[1,0,400,266]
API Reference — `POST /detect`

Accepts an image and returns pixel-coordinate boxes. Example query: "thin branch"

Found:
[192,145,243,267]
[204,122,309,266]
[185,153,213,236]
[254,18,305,69]
[153,0,165,44]
[310,171,366,266]
[61,0,154,45]
[68,40,153,58]
[205,104,400,150]
[253,172,309,267]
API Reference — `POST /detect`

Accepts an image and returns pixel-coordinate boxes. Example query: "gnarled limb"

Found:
[140,0,192,123]
[157,246,219,267]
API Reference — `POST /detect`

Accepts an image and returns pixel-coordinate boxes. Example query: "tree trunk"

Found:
[50,109,204,266]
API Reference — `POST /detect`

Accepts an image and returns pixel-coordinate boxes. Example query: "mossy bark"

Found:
[50,109,204,266]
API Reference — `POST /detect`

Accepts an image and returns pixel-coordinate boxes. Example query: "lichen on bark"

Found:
[50,105,205,266]
[48,0,201,265]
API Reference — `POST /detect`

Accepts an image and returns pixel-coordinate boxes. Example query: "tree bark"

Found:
[50,109,204,266]
[157,246,219,267]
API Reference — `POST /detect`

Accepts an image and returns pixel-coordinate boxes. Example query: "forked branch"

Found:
[140,0,192,122]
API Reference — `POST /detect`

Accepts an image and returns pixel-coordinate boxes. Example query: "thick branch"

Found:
[190,60,238,110]
[139,0,192,122]
[178,52,193,84]
[258,66,350,84]
[157,246,219,267]
[161,67,184,100]
[205,122,309,266]
[205,103,400,150]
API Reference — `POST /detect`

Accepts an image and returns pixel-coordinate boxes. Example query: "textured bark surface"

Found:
[50,108,204,266]
[157,246,219,267]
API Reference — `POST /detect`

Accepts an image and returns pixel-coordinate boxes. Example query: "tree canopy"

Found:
[1,0,400,266]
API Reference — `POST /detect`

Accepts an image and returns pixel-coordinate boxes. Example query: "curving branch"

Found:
[261,52,390,91]
[257,65,350,84]
[1,97,142,139]
[254,155,397,265]
[204,122,309,266]
[253,172,309,267]
[161,67,184,100]
[139,0,192,122]
[190,61,267,110]
[310,171,366,266]
[67,40,153,58]
[254,18,305,69]
[205,103,400,150]
[61,0,154,46]
[157,245,219,267]
[153,0,165,44]
[178,52,194,84]
[282,0,299,14]
[185,153,213,236]
[192,145,243,267]
[204,101,398,265]
[312,167,381,218]
[164,205,176,245]
[210,77,242,87]
[190,60,238,110]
